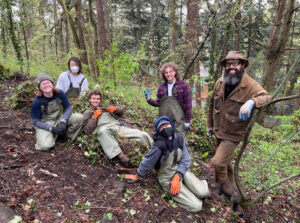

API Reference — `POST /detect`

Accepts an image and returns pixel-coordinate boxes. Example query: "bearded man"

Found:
[207,51,271,203]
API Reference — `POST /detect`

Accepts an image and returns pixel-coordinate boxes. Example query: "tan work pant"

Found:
[95,122,153,159]
[211,139,239,184]
[35,113,83,151]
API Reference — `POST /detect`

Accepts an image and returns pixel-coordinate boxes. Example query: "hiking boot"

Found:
[117,152,130,165]
[210,182,222,195]
[221,179,234,198]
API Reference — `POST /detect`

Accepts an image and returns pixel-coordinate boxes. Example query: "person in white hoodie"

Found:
[56,57,89,98]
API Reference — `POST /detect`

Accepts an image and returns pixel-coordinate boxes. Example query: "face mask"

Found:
[70,66,79,73]
[160,127,173,140]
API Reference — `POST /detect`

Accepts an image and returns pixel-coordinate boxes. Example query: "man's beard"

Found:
[224,68,244,85]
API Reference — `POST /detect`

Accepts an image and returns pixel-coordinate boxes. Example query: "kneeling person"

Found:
[125,116,210,213]
[31,73,83,151]
[82,89,153,165]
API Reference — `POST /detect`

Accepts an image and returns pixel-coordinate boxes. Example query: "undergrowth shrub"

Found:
[240,110,300,194]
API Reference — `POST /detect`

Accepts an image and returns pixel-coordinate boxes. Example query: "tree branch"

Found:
[272,52,300,99]
[266,94,300,107]
[242,173,300,207]
[234,20,264,47]
[249,129,300,186]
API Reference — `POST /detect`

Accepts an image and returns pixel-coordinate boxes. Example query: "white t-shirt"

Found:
[167,82,175,96]
[56,71,89,96]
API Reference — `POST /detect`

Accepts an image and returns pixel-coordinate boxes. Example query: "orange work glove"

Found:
[124,174,139,183]
[92,109,103,119]
[106,106,117,113]
[170,173,181,195]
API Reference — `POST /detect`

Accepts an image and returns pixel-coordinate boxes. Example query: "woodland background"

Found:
[0,0,299,222]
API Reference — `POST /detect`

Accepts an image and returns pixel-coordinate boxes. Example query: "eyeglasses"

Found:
[225,61,241,67]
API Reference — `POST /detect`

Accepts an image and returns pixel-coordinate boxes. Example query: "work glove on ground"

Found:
[124,174,139,183]
[144,88,150,100]
[170,173,181,195]
[92,109,103,119]
[57,120,67,133]
[239,99,255,121]
[183,123,190,132]
[106,106,117,113]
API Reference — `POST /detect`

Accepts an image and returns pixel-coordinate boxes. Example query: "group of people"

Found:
[30,51,270,213]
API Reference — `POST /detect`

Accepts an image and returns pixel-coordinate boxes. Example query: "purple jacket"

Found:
[147,80,192,123]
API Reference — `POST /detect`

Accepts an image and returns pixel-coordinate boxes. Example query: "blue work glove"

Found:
[239,99,255,121]
[144,88,150,100]
[183,123,190,132]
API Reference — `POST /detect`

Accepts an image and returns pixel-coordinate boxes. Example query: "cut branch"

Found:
[242,173,300,207]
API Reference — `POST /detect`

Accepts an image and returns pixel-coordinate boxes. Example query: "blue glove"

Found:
[183,123,190,132]
[144,88,150,100]
[239,99,255,121]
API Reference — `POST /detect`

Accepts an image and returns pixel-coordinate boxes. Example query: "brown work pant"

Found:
[211,139,239,184]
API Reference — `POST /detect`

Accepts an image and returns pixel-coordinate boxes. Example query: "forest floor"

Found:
[0,78,299,223]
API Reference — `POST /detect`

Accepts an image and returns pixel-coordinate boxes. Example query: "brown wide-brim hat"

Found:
[220,51,249,68]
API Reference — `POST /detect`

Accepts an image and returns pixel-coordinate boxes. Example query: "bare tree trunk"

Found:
[136,3,142,43]
[234,0,241,51]
[287,11,297,96]
[58,17,65,55]
[53,0,59,60]
[75,0,88,64]
[95,0,110,61]
[86,21,97,81]
[4,0,23,71]
[170,0,176,56]
[130,0,137,47]
[185,0,200,80]
[247,15,252,58]
[65,18,70,53]
[19,1,30,72]
[179,0,183,39]
[88,0,100,76]
[104,0,112,47]
[263,0,296,92]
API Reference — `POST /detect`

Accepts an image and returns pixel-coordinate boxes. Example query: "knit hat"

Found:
[35,73,54,89]
[220,51,249,68]
[157,119,171,131]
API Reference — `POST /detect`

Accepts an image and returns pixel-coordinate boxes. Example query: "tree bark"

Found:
[58,16,65,54]
[65,18,70,53]
[170,0,176,56]
[75,0,88,64]
[263,0,296,92]
[88,0,100,76]
[234,0,241,51]
[185,0,200,80]
[95,0,110,61]
[4,0,23,70]
[130,0,137,47]
[53,0,59,60]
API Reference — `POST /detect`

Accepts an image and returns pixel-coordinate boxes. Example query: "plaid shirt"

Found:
[147,80,192,123]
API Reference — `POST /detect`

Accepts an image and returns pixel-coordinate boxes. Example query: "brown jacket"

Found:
[207,73,271,142]
[82,105,124,134]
